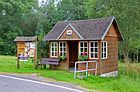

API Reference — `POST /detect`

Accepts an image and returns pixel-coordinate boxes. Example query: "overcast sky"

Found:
[38,0,60,7]
[38,0,47,6]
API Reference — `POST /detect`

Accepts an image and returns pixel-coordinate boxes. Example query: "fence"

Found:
[74,61,97,79]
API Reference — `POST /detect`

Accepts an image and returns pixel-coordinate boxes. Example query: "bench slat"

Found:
[40,58,59,65]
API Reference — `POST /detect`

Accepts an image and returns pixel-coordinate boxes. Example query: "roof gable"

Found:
[43,17,123,41]
[106,24,118,37]
[102,18,123,41]
[57,23,83,40]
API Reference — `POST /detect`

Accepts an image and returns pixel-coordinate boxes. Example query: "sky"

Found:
[38,0,60,7]
[38,0,47,6]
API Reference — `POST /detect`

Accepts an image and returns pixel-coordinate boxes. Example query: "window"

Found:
[79,41,88,55]
[89,41,98,59]
[50,42,58,57]
[102,41,107,59]
[59,42,66,56]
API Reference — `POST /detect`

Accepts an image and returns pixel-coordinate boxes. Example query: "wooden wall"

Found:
[101,24,118,74]
[77,24,119,74]
[50,41,69,70]
[49,24,119,74]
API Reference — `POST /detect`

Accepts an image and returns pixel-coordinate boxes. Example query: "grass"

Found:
[0,55,140,92]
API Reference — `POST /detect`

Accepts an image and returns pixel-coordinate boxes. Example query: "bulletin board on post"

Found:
[14,36,38,69]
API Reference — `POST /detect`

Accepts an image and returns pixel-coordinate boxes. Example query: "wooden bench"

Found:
[38,58,60,69]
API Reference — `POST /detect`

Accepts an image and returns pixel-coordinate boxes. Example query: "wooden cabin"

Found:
[43,17,123,77]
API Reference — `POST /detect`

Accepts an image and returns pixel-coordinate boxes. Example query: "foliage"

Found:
[0,0,38,55]
[0,0,139,62]
[59,55,66,61]
[0,55,140,92]
[85,0,140,61]
[78,52,88,61]
[56,0,87,20]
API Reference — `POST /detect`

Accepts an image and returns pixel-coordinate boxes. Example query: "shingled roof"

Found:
[14,36,38,42]
[43,16,123,41]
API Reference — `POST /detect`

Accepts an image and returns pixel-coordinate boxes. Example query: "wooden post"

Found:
[98,40,102,74]
[66,41,69,70]
[35,38,38,69]
[17,58,20,69]
[16,42,20,69]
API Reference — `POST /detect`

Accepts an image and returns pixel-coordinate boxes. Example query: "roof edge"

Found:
[101,16,115,40]
[43,22,61,41]
[45,38,102,41]
[14,36,38,42]
[101,16,123,41]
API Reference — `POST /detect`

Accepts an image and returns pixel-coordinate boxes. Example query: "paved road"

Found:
[0,75,84,92]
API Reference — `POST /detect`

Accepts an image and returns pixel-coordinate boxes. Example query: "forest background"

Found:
[0,0,140,62]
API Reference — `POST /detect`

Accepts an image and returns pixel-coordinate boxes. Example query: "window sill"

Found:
[50,57,58,59]
[101,58,107,60]
[89,58,98,60]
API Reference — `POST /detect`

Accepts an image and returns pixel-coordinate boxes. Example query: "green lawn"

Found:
[0,55,140,92]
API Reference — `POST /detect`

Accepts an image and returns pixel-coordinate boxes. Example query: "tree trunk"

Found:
[124,52,129,62]
[137,49,139,62]
[123,47,129,62]
[134,54,136,62]
[123,41,129,62]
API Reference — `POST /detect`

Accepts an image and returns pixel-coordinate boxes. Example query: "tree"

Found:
[0,0,38,55]
[57,0,87,20]
[85,0,140,62]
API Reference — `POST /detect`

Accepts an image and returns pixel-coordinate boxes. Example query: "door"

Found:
[69,42,78,67]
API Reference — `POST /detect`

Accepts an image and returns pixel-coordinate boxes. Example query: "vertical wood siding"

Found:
[101,24,118,74]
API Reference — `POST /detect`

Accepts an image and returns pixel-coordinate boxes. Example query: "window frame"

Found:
[79,41,88,56]
[50,42,58,58]
[102,41,108,59]
[59,41,67,56]
[89,41,98,59]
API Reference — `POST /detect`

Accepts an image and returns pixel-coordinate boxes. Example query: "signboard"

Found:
[18,42,36,61]
[67,29,72,36]
[25,42,35,57]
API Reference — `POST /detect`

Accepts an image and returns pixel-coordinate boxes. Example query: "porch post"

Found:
[98,40,102,74]
[66,41,69,70]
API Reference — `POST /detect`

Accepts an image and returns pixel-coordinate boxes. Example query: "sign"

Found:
[25,42,35,57]
[67,29,72,36]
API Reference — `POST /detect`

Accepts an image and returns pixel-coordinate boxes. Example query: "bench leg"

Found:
[43,64,46,69]
[49,65,53,70]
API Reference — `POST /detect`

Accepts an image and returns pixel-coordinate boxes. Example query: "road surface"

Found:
[0,75,85,92]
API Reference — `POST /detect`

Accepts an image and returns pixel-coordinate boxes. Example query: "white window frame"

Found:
[89,41,98,59]
[79,41,88,56]
[102,41,107,59]
[50,42,58,58]
[59,41,66,56]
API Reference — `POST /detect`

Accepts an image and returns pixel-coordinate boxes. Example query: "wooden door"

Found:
[69,42,78,67]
